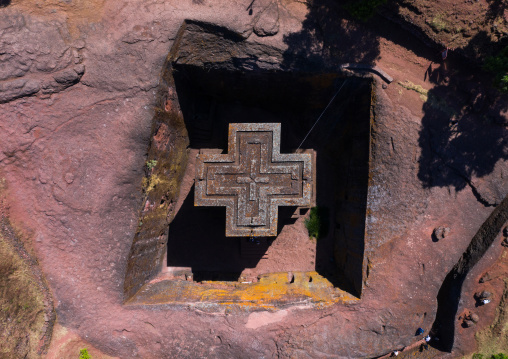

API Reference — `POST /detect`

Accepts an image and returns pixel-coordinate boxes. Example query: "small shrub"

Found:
[79,348,91,359]
[429,15,448,32]
[345,0,387,21]
[472,354,508,359]
[305,206,329,240]
[484,46,508,93]
[146,159,158,170]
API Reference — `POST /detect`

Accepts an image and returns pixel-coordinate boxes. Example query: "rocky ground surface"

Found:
[381,0,508,62]
[0,0,507,358]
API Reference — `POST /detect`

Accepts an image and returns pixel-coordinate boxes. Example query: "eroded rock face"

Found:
[0,10,85,103]
[0,1,507,358]
[253,1,280,37]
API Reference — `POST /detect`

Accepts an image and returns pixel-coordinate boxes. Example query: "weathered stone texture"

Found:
[0,10,85,103]
[195,123,313,237]
[253,1,280,37]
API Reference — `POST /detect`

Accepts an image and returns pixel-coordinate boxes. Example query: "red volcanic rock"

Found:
[463,319,475,328]
[253,1,280,37]
[469,313,480,323]
[0,9,85,103]
[433,226,451,241]
[0,1,506,359]
[475,291,492,300]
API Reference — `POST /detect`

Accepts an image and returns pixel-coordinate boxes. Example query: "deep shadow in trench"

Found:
[167,187,302,280]
[282,0,381,69]
[168,60,372,296]
[430,195,508,352]
[164,0,384,294]
[167,185,273,279]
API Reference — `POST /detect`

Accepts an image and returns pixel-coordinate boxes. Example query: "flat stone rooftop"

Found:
[194,123,314,237]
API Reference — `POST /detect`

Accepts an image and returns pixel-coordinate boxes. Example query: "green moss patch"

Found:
[305,206,329,240]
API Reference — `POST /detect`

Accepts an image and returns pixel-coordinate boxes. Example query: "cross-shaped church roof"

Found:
[195,123,315,237]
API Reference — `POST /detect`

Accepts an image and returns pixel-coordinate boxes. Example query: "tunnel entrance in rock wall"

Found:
[164,65,372,297]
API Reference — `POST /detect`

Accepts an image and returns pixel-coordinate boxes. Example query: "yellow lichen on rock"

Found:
[127,271,358,309]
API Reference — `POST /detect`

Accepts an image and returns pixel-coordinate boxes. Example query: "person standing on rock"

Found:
[441,47,449,60]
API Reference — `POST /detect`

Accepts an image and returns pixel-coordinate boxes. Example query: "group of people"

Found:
[391,328,435,357]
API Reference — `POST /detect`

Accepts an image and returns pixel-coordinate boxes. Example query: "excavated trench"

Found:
[167,65,372,295]
[124,21,374,306]
[430,195,508,351]
[121,23,507,351]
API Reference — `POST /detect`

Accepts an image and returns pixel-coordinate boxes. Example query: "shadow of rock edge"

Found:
[417,31,508,207]
[282,0,381,69]
[166,185,271,275]
[414,29,508,353]
[124,18,374,302]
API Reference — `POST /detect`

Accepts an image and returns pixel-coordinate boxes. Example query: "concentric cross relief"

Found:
[195,123,315,237]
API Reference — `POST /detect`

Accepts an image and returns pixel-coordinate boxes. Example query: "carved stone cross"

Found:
[195,123,314,237]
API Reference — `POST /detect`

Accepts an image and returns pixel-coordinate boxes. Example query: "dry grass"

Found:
[0,236,46,359]
[398,80,429,101]
[472,277,508,358]
[429,15,448,32]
